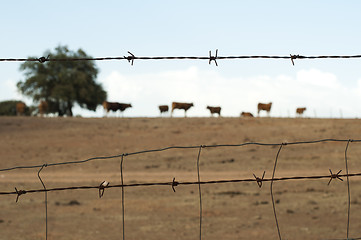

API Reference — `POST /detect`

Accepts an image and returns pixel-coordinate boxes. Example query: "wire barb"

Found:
[98,181,109,198]
[38,55,50,63]
[124,51,135,65]
[171,177,178,192]
[253,171,266,188]
[290,54,299,66]
[328,169,343,185]
[209,49,218,66]
[14,187,26,203]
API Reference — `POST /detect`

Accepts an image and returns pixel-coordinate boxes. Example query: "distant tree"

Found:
[17,45,107,116]
[0,100,34,116]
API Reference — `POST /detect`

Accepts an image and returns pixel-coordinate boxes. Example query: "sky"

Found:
[1,1,361,118]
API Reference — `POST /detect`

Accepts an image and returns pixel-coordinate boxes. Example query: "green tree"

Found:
[0,100,35,116]
[17,45,107,116]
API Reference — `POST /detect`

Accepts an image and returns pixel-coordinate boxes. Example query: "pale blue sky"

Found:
[1,1,361,117]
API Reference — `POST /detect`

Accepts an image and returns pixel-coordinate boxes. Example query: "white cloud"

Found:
[0,79,27,103]
[87,67,361,118]
[297,68,340,89]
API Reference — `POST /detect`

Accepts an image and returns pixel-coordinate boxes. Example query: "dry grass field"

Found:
[1,116,361,240]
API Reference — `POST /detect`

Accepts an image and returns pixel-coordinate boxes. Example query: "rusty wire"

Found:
[1,51,361,66]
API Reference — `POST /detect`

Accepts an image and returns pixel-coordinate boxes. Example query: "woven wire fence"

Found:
[1,138,361,240]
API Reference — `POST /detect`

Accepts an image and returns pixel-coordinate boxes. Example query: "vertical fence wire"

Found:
[120,154,125,240]
[344,140,351,240]
[196,146,203,240]
[270,144,284,240]
[37,164,48,240]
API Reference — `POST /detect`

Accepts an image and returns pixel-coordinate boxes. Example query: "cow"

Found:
[171,102,194,117]
[38,101,48,117]
[207,106,221,117]
[241,112,254,117]
[158,105,169,115]
[16,102,26,116]
[296,107,306,117]
[103,101,132,117]
[257,102,272,116]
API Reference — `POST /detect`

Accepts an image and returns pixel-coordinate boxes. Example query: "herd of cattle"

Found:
[102,101,307,117]
[15,100,307,117]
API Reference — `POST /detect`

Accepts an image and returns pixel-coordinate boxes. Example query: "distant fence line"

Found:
[1,50,361,66]
[1,138,361,240]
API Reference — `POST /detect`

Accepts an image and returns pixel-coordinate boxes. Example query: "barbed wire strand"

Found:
[271,144,284,240]
[2,51,361,66]
[3,172,361,197]
[345,140,352,240]
[37,164,48,240]
[120,154,125,240]
[196,146,203,240]
[1,139,360,173]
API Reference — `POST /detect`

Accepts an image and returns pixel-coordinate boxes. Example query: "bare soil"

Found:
[1,116,361,240]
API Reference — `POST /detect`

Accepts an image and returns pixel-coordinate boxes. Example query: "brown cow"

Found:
[241,112,254,117]
[16,102,26,116]
[207,106,221,117]
[257,102,272,116]
[171,102,194,117]
[38,101,48,117]
[103,101,132,117]
[158,105,169,115]
[296,107,306,117]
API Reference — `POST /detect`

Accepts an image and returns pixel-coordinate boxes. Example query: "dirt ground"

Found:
[1,116,361,240]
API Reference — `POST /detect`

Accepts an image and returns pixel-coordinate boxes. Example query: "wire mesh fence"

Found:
[1,138,361,240]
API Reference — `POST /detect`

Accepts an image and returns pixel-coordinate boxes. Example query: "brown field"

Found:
[1,116,361,240]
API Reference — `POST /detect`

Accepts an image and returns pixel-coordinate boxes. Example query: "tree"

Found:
[0,100,35,116]
[17,45,107,116]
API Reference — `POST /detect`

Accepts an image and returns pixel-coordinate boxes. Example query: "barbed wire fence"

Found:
[1,138,361,240]
[2,50,361,66]
[2,51,361,238]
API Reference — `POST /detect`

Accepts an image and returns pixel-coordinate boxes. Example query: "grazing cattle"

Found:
[241,112,254,117]
[296,107,306,117]
[158,105,169,115]
[38,101,48,117]
[257,102,272,116]
[16,102,26,116]
[207,106,221,117]
[103,101,132,117]
[171,102,194,117]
